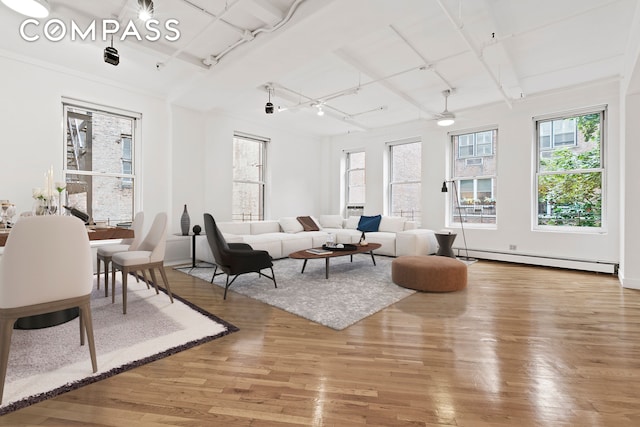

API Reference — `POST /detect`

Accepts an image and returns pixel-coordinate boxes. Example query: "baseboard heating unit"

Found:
[454,248,618,275]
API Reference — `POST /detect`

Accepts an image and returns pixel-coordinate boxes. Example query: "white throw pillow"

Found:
[318,214,343,229]
[279,217,304,233]
[345,216,360,229]
[378,216,406,233]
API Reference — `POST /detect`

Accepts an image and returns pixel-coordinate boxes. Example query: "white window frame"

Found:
[533,107,606,232]
[447,127,498,229]
[121,135,133,188]
[345,150,365,215]
[232,132,269,222]
[388,138,422,222]
[62,97,141,223]
[457,130,494,158]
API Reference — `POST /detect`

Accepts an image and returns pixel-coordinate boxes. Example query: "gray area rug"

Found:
[177,255,415,330]
[0,275,237,415]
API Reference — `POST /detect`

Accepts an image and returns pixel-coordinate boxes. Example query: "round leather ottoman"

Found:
[392,255,467,292]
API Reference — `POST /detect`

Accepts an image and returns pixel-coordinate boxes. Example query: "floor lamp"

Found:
[441,180,475,261]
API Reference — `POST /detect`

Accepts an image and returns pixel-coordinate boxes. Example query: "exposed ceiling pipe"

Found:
[388,24,454,91]
[267,83,370,131]
[334,49,439,117]
[274,63,427,113]
[159,0,243,68]
[435,0,513,108]
[208,0,307,67]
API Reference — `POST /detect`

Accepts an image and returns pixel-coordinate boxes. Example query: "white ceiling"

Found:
[0,0,637,136]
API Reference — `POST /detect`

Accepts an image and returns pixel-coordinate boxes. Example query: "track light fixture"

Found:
[138,0,154,22]
[265,86,274,114]
[1,0,50,18]
[104,35,119,66]
[437,89,455,127]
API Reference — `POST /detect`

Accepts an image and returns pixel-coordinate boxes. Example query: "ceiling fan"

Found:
[435,89,455,127]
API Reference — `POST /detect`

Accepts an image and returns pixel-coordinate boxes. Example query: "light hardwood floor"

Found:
[1,260,639,426]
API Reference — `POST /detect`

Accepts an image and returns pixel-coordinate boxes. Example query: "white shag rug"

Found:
[0,274,237,415]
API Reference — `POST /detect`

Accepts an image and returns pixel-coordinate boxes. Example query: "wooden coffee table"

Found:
[289,243,381,279]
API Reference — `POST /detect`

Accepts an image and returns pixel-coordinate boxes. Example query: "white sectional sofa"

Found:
[195,215,437,263]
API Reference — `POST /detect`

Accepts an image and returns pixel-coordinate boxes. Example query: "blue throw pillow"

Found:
[357,215,382,232]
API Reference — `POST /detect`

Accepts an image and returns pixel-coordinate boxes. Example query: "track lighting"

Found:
[317,106,324,116]
[138,0,154,22]
[1,0,50,18]
[265,86,274,114]
[104,36,119,66]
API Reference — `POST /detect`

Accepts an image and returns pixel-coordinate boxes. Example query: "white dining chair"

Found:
[111,212,174,314]
[0,215,97,404]
[96,212,145,297]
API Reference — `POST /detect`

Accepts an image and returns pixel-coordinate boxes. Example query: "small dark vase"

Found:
[180,204,190,235]
[192,224,201,235]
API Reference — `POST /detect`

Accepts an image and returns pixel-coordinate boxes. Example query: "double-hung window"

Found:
[63,100,139,224]
[448,129,498,226]
[232,132,268,221]
[345,151,365,216]
[388,139,421,222]
[535,109,605,229]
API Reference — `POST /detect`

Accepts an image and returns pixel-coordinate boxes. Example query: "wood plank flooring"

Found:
[1,260,639,426]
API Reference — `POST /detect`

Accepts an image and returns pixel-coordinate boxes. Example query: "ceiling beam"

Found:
[334,48,440,118]
[388,24,454,91]
[435,0,513,108]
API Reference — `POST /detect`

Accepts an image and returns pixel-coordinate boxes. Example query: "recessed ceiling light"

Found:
[1,0,50,18]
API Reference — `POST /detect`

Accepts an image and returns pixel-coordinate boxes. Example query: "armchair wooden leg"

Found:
[158,265,174,303]
[122,267,128,314]
[96,254,101,291]
[79,301,98,373]
[148,268,160,295]
[103,257,111,297]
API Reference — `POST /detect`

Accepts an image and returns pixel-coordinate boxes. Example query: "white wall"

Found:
[200,110,325,223]
[328,79,622,270]
[0,54,172,230]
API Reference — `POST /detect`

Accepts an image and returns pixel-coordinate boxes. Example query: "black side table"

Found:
[435,232,457,258]
[174,232,207,269]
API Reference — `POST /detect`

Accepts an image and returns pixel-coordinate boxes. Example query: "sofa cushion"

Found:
[310,216,322,230]
[297,216,319,231]
[251,220,282,235]
[364,231,396,256]
[217,221,251,235]
[345,216,360,229]
[319,214,343,229]
[358,215,382,232]
[379,216,406,233]
[279,217,304,233]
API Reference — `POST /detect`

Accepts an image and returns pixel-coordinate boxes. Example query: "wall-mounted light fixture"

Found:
[1,0,50,18]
